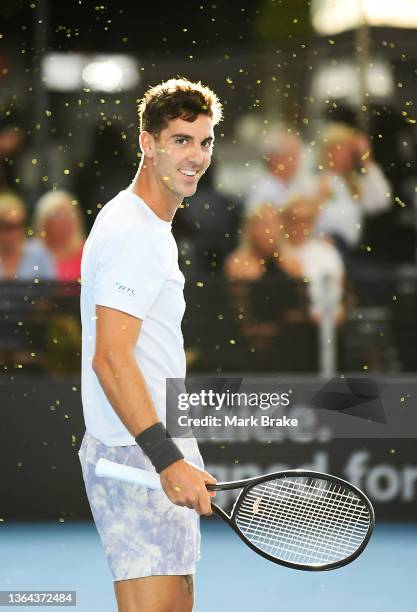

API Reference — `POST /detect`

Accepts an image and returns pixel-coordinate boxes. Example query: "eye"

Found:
[175,137,188,145]
[203,140,213,149]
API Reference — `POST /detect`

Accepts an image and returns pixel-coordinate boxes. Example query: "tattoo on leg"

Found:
[183,575,193,596]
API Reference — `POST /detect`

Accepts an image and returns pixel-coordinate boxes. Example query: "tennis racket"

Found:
[95,458,374,571]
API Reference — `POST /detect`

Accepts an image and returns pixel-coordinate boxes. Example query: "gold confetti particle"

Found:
[196,281,204,288]
[229,339,236,345]
[363,365,368,370]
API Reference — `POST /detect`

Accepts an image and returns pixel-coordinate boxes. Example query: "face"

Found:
[0,127,23,156]
[267,137,301,183]
[0,207,26,250]
[44,204,78,246]
[280,201,317,245]
[248,207,281,256]
[143,115,214,199]
[326,141,355,174]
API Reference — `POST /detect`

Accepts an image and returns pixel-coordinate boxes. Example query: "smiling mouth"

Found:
[178,169,198,178]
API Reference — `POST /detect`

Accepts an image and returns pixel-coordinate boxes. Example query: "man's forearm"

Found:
[93,350,160,437]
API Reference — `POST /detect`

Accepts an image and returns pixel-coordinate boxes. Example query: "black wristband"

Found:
[135,422,184,473]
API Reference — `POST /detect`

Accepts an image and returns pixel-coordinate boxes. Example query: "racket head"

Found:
[216,470,374,571]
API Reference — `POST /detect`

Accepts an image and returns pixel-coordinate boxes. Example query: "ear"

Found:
[139,131,155,159]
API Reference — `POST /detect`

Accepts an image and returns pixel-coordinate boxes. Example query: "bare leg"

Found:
[114,574,194,612]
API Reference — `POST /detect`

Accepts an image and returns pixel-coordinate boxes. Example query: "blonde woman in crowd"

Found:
[315,122,391,255]
[224,202,302,281]
[225,199,345,323]
[34,190,86,281]
[278,194,346,324]
[224,203,309,357]
[0,190,55,280]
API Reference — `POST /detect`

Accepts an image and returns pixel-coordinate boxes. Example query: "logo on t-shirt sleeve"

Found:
[114,281,136,297]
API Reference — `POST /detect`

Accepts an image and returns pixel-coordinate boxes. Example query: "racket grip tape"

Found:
[95,458,162,490]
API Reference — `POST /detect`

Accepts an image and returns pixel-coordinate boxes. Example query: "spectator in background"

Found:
[315,123,392,258]
[34,190,86,281]
[224,203,298,281]
[224,203,309,357]
[244,127,328,215]
[224,202,322,371]
[278,195,345,324]
[0,191,55,280]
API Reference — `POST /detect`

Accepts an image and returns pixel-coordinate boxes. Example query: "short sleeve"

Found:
[93,231,171,320]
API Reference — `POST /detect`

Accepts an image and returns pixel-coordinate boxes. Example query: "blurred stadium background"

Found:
[1,1,416,610]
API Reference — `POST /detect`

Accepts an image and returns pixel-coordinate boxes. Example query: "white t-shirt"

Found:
[244,169,320,214]
[80,189,188,447]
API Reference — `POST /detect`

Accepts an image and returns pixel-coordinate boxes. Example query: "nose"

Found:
[187,142,204,167]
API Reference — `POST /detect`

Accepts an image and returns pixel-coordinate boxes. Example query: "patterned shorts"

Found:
[78,430,204,581]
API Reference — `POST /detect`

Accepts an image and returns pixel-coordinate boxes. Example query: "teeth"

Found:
[179,169,197,176]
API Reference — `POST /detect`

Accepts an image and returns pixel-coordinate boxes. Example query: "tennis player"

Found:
[78,78,223,612]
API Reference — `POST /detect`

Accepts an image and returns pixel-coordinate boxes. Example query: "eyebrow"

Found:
[170,133,214,143]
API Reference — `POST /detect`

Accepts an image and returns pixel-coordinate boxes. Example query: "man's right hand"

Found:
[159,460,217,516]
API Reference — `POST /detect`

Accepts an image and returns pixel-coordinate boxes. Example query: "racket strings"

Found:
[241,482,368,562]
[235,477,371,567]
[250,482,369,547]
[238,480,369,564]
[238,497,364,563]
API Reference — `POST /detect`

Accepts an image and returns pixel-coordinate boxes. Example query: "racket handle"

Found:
[95,458,162,491]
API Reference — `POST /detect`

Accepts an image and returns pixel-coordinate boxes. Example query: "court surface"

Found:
[1,521,416,611]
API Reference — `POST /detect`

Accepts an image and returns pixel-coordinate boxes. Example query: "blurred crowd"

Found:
[0,112,415,373]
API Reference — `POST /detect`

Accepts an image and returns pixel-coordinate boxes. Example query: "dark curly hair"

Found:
[138,77,223,137]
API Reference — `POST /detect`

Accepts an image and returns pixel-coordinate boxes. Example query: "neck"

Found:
[128,163,182,222]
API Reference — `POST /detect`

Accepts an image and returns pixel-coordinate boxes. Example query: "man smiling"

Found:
[78,78,222,612]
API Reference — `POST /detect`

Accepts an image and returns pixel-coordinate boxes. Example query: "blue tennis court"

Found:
[1,521,416,611]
